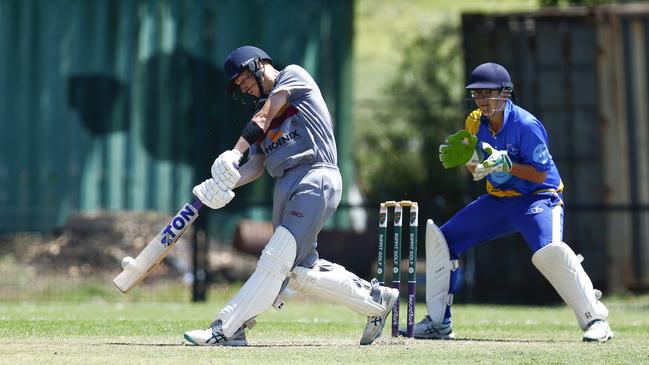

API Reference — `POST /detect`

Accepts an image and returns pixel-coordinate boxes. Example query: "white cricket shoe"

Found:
[401,315,455,339]
[184,320,249,346]
[359,279,400,345]
[583,320,613,342]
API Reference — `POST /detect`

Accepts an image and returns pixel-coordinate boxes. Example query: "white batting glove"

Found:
[465,149,483,167]
[472,142,512,181]
[472,164,497,181]
[211,149,243,190]
[192,179,235,209]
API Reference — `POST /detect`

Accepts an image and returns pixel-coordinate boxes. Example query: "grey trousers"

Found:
[271,163,342,269]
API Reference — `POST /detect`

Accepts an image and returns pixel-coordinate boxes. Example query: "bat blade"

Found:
[113,199,202,293]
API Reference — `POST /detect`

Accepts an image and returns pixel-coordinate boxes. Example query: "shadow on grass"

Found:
[103,337,577,347]
[104,343,187,347]
[103,342,359,347]
[451,337,576,343]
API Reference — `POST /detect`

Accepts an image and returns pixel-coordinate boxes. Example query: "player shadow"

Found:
[68,74,126,136]
[102,342,187,347]
[98,338,578,347]
[445,337,576,343]
[245,343,358,348]
[66,47,269,211]
[102,341,359,347]
[67,47,227,170]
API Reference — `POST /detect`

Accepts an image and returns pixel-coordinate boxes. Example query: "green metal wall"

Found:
[0,0,354,238]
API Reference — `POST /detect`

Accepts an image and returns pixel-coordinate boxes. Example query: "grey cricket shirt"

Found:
[249,64,341,267]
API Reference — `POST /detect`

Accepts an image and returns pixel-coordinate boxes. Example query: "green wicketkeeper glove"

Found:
[438,130,481,169]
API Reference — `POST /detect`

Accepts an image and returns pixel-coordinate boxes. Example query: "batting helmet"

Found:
[224,45,272,94]
[465,62,513,91]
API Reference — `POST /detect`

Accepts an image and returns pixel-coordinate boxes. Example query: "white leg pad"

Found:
[288,259,384,316]
[532,242,608,330]
[216,225,296,337]
[425,219,456,324]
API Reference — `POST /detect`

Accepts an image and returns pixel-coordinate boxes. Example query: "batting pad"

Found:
[425,219,457,324]
[288,260,384,316]
[217,225,296,337]
[532,242,608,330]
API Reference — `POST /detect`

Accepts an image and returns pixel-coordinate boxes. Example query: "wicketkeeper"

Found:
[184,46,399,346]
[409,62,613,342]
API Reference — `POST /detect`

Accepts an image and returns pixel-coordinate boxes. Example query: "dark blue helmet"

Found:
[465,62,513,90]
[224,46,272,94]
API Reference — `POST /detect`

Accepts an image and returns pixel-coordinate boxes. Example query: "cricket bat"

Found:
[113,198,203,293]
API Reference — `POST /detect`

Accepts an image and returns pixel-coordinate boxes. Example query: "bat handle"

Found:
[191,198,203,210]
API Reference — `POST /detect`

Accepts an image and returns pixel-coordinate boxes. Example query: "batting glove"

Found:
[192,179,235,209]
[211,149,243,190]
[471,142,512,181]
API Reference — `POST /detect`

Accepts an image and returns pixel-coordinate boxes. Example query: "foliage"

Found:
[539,0,635,6]
[354,22,471,214]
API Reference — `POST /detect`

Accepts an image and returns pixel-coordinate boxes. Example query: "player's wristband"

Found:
[241,121,264,145]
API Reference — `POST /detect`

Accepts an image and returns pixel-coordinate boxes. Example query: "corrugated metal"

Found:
[0,0,354,240]
[462,4,649,293]
[615,13,649,290]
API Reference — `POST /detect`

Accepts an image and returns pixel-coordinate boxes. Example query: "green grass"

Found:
[1,284,647,365]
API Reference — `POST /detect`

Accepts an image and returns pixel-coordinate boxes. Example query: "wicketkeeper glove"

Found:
[471,143,512,181]
[438,130,481,169]
[211,149,243,190]
[192,179,235,209]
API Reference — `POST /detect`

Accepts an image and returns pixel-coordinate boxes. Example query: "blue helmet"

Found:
[224,45,272,94]
[465,62,513,90]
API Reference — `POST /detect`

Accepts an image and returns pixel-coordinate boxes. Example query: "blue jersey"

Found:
[465,100,563,197]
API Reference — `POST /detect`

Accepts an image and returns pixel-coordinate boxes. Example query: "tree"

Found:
[354,22,473,217]
[539,0,634,6]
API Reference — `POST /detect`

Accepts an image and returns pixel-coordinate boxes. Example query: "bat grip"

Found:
[191,198,203,210]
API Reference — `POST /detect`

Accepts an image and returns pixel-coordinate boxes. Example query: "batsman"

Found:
[410,62,613,342]
[183,46,399,346]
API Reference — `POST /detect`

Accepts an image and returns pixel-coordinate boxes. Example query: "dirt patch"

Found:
[0,210,256,281]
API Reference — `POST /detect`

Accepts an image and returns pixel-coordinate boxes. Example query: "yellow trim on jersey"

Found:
[486,181,522,197]
[486,179,565,197]
[533,179,565,194]
[464,109,481,136]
